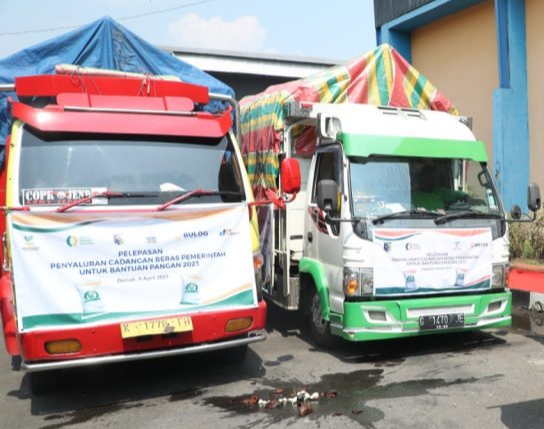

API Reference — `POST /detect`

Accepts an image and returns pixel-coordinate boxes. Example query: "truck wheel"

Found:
[29,370,61,395]
[220,344,248,364]
[308,289,337,349]
[11,356,21,371]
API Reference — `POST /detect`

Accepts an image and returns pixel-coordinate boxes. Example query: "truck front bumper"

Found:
[21,331,265,372]
[19,301,266,372]
[330,291,511,342]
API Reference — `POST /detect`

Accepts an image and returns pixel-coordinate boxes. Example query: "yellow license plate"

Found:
[121,316,193,339]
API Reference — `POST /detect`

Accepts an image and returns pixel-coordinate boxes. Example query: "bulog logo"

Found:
[183,231,208,239]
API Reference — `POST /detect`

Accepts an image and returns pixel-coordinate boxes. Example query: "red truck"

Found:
[0,70,277,393]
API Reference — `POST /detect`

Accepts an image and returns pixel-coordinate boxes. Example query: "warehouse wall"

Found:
[526,0,544,190]
[410,0,498,165]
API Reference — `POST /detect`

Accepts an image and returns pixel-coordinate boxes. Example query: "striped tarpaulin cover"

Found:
[240,44,458,195]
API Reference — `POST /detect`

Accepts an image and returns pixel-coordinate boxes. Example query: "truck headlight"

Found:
[492,264,506,288]
[360,269,373,295]
[343,268,373,297]
[344,268,359,296]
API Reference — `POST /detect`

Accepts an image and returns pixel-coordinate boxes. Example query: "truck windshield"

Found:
[17,126,245,206]
[349,156,502,218]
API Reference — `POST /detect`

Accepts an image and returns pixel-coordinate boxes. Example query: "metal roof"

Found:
[161,46,339,79]
[374,0,435,27]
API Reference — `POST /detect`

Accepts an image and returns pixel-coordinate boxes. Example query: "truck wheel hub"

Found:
[311,294,327,334]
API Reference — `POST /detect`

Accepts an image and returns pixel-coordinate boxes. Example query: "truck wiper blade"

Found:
[56,191,157,213]
[156,189,243,211]
[372,209,440,225]
[434,210,503,225]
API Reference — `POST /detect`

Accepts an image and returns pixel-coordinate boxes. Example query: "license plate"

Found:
[419,313,464,331]
[121,316,193,339]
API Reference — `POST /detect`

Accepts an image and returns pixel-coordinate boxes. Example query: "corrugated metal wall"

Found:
[374,0,435,27]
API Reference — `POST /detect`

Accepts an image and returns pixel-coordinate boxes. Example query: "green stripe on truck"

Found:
[340,133,488,162]
[299,257,331,321]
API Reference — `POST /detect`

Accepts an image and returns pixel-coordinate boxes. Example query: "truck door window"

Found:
[312,147,342,235]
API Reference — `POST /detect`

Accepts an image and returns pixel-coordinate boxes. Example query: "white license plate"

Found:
[121,316,193,339]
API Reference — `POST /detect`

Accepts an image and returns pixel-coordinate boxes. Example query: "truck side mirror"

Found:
[316,179,339,213]
[508,183,540,222]
[528,182,541,212]
[280,158,301,194]
[510,205,522,220]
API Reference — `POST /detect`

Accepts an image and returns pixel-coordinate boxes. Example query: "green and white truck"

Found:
[242,101,540,347]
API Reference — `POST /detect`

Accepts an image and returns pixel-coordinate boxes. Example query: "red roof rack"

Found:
[14,74,210,104]
[3,73,240,139]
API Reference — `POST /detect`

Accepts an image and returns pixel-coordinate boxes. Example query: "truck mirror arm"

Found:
[249,189,298,210]
[506,207,538,223]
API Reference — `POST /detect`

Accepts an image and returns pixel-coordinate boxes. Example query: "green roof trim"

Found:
[339,133,488,162]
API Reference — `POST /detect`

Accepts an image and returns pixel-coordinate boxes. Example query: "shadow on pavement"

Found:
[491,398,544,429]
[7,346,265,422]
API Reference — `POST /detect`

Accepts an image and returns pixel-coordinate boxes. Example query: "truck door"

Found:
[307,144,344,313]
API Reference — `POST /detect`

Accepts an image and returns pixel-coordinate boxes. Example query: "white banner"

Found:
[373,228,492,296]
[9,204,257,331]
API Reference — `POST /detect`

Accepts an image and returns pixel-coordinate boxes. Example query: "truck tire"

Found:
[29,370,61,395]
[220,344,248,364]
[11,356,21,371]
[308,288,337,349]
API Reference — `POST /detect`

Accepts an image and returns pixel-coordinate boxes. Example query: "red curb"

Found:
[509,268,544,294]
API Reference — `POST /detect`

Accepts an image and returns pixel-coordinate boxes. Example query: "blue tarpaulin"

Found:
[0,16,234,145]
